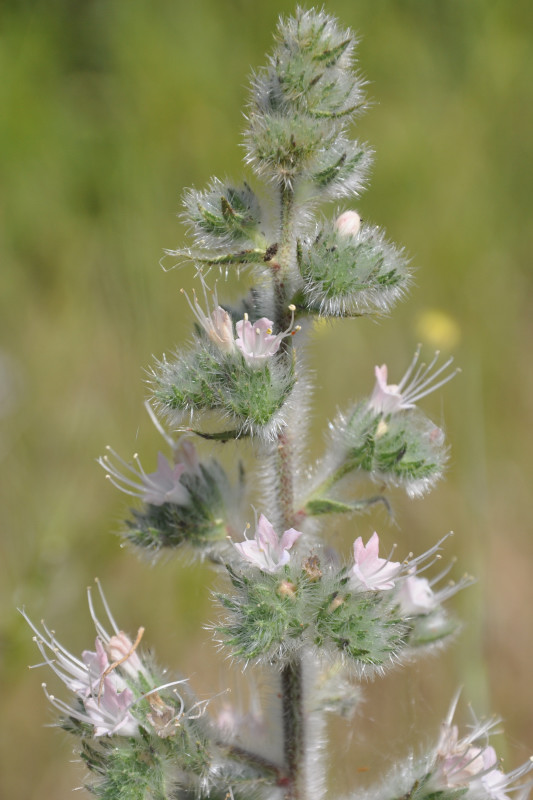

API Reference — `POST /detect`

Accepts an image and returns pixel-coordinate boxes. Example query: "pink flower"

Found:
[334,210,361,237]
[437,723,499,788]
[431,694,533,800]
[349,532,401,591]
[181,279,235,354]
[235,306,299,368]
[83,678,138,737]
[23,581,201,740]
[22,584,144,738]
[234,514,302,573]
[369,346,458,416]
[99,449,189,506]
[396,574,437,616]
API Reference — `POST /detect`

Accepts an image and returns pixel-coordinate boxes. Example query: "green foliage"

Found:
[182,179,265,251]
[217,564,411,671]
[299,222,410,316]
[81,724,212,800]
[82,737,169,800]
[217,565,313,661]
[308,137,371,198]
[313,583,408,666]
[258,9,362,119]
[154,344,295,438]
[125,461,234,556]
[247,113,335,184]
[78,696,214,799]
[245,8,367,187]
[336,403,448,498]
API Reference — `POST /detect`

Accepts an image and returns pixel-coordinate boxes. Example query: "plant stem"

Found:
[281,659,305,800]
[270,183,306,800]
[272,184,296,329]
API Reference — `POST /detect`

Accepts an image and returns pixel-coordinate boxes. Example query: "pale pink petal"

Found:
[397,575,436,615]
[279,528,303,551]
[256,514,279,552]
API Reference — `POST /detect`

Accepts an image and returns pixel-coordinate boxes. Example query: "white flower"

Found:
[99,449,189,506]
[235,305,299,368]
[349,532,401,591]
[396,574,437,616]
[369,346,459,416]
[432,693,533,800]
[234,514,302,573]
[181,278,235,354]
[334,209,361,237]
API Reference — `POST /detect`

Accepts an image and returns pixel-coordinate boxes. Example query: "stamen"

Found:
[144,400,174,450]
[396,344,422,391]
[95,578,121,636]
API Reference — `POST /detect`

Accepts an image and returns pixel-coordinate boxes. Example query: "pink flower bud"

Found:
[334,210,361,237]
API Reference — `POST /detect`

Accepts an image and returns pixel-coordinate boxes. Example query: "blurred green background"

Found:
[1,0,532,796]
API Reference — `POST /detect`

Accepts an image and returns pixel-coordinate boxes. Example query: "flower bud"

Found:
[277,580,298,598]
[334,210,361,237]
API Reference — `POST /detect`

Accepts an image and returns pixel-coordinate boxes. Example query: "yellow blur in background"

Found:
[1,0,533,796]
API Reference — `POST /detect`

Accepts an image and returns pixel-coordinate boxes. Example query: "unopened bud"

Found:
[375,419,388,439]
[328,593,345,612]
[334,210,361,238]
[277,580,297,598]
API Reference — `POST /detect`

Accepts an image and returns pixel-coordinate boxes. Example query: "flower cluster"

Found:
[21,581,203,740]
[430,694,533,800]
[183,279,300,368]
[347,531,472,620]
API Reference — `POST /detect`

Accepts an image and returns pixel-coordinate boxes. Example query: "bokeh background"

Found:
[1,0,532,796]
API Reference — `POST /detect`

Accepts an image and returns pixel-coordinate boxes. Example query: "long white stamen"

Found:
[144,400,175,450]
[397,344,422,391]
[95,578,121,636]
[135,678,189,704]
[403,355,457,404]
[87,586,110,641]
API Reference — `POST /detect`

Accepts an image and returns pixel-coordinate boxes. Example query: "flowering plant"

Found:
[24,8,531,800]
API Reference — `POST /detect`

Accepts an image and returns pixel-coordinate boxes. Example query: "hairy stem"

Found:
[281,659,305,800]
[272,185,296,329]
[271,183,306,800]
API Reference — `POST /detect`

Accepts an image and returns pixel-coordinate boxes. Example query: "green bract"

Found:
[307,137,371,198]
[182,179,265,251]
[217,564,423,672]
[329,403,448,498]
[154,343,295,440]
[299,222,410,316]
